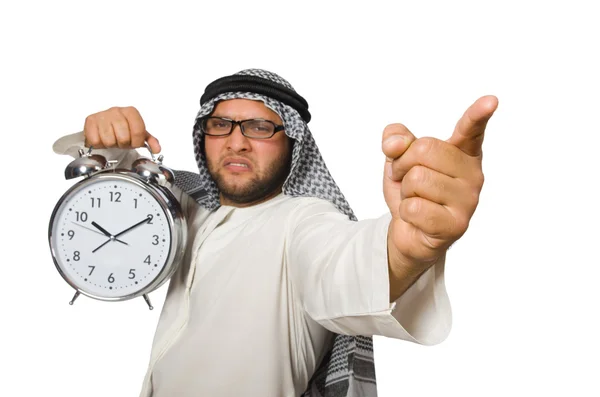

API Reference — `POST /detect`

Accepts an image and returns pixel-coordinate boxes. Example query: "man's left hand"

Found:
[382,96,498,296]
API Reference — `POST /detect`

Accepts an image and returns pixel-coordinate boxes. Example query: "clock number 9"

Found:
[68,230,75,240]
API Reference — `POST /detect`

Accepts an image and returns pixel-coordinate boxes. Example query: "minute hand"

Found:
[114,217,152,238]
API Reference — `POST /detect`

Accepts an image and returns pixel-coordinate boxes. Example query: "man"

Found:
[53,69,498,396]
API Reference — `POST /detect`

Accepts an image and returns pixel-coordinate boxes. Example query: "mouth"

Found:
[223,158,252,172]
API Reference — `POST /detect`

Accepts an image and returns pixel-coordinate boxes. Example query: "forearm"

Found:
[387,223,439,302]
[289,203,451,343]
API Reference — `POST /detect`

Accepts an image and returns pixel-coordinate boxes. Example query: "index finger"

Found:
[447,95,498,157]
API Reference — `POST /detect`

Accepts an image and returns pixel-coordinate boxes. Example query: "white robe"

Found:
[53,132,452,397]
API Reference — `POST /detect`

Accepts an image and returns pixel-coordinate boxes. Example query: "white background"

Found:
[1,1,599,396]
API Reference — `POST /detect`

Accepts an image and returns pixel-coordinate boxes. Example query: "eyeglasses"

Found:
[200,117,285,139]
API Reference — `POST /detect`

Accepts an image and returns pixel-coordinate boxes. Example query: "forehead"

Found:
[211,99,283,123]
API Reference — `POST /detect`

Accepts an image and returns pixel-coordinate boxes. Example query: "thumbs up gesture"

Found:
[382,95,498,293]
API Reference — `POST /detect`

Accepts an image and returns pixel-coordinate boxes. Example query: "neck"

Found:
[219,187,283,208]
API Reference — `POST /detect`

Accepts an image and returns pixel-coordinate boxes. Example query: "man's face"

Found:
[204,99,293,207]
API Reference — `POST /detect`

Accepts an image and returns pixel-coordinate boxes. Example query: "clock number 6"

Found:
[108,273,115,283]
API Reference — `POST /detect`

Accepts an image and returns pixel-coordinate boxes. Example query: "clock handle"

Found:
[143,142,164,164]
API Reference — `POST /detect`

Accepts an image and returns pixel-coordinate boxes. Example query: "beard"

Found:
[207,151,292,206]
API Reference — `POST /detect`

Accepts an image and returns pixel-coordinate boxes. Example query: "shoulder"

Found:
[275,195,351,231]
[277,194,341,215]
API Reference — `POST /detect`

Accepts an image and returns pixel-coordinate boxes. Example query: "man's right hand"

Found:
[83,106,161,154]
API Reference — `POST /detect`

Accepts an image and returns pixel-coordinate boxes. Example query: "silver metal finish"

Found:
[131,158,175,186]
[69,291,81,305]
[49,169,188,304]
[143,294,154,310]
[131,145,175,186]
[64,147,108,180]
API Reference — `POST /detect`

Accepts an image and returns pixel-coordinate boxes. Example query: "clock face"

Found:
[49,176,172,299]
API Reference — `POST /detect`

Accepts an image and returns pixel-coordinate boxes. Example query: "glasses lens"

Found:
[204,118,232,135]
[242,120,275,138]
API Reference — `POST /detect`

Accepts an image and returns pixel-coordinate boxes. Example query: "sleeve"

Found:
[287,198,452,346]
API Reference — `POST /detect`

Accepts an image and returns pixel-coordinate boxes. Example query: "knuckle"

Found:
[474,170,485,188]
[83,116,96,133]
[412,137,435,157]
[404,198,421,216]
[405,166,426,185]
[121,105,141,117]
[453,216,470,237]
[106,106,124,119]
[469,188,481,209]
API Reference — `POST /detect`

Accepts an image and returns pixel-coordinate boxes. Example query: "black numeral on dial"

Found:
[110,192,122,202]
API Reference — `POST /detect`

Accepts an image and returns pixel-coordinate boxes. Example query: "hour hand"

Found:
[91,221,112,237]
[91,221,128,246]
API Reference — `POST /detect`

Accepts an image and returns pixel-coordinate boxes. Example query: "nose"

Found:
[226,124,251,152]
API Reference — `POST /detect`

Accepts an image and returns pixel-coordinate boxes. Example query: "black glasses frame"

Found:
[201,117,285,139]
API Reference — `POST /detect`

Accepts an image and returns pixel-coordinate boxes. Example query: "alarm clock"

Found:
[48,145,187,309]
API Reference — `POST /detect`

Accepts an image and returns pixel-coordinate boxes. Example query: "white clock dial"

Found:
[50,177,172,299]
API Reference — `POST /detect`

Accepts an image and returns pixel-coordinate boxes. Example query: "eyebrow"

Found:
[210,114,282,124]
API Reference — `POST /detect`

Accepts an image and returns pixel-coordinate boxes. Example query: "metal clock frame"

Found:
[48,169,187,309]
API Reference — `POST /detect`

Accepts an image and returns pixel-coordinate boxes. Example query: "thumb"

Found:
[145,132,161,154]
[447,95,498,157]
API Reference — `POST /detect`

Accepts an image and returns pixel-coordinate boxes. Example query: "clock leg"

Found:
[143,294,154,310]
[69,291,81,305]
